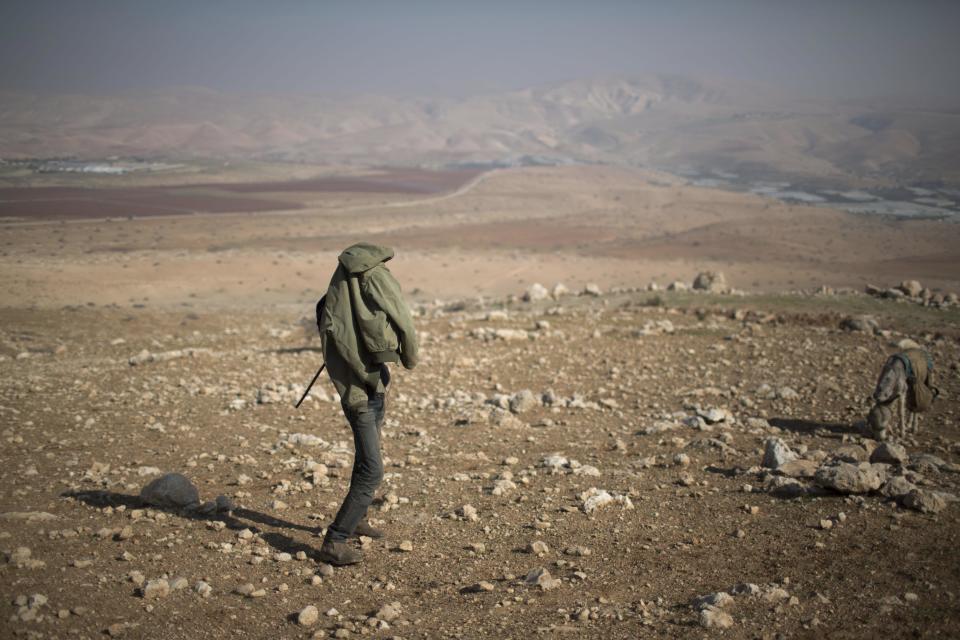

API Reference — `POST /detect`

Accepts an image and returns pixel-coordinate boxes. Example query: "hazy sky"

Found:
[1,0,958,100]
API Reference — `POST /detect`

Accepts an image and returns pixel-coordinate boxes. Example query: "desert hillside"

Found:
[3,76,960,184]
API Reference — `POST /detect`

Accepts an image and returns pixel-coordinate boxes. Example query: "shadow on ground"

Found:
[62,490,324,558]
[769,416,861,436]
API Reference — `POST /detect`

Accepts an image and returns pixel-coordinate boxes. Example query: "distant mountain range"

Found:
[2,75,959,184]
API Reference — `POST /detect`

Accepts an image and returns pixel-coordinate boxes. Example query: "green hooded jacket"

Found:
[320,243,418,411]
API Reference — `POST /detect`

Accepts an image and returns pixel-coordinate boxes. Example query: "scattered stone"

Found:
[527,540,549,555]
[140,473,200,509]
[776,459,820,479]
[464,581,495,593]
[214,495,235,512]
[692,271,729,294]
[699,607,734,629]
[509,389,539,414]
[128,347,212,366]
[397,540,414,552]
[194,581,213,598]
[490,477,517,496]
[564,546,591,557]
[840,315,880,334]
[762,437,797,469]
[901,489,952,514]
[458,504,479,522]
[766,476,810,499]
[0,511,58,522]
[697,407,730,424]
[579,487,633,513]
[693,592,734,610]
[297,605,319,626]
[815,462,887,494]
[871,442,909,466]
[525,567,561,591]
[375,602,401,622]
[539,454,571,472]
[896,338,922,350]
[523,283,549,302]
[763,587,791,602]
[882,475,918,499]
[573,464,601,477]
[909,453,947,474]
[777,386,800,400]
[729,583,761,596]
[141,578,170,600]
[7,546,42,568]
[899,280,923,297]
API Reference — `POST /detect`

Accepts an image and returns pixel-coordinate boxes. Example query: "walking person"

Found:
[316,243,418,565]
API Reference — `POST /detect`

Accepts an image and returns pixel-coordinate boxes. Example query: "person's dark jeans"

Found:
[326,391,386,542]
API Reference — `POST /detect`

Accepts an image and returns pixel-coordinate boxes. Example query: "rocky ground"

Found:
[2,282,959,639]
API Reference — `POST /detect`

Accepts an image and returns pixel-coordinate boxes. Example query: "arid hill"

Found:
[3,76,959,184]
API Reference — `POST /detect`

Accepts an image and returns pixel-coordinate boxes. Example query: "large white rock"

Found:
[297,605,319,626]
[901,489,953,514]
[899,280,923,297]
[692,271,729,294]
[870,442,909,465]
[551,283,570,298]
[699,607,734,629]
[814,462,887,494]
[522,283,549,302]
[525,567,560,590]
[578,487,633,513]
[140,473,200,508]
[761,438,797,469]
[509,389,539,414]
[881,475,918,499]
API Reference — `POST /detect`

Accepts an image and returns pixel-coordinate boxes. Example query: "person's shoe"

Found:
[349,521,385,539]
[318,540,362,566]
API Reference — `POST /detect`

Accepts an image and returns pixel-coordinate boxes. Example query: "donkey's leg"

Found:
[898,394,907,440]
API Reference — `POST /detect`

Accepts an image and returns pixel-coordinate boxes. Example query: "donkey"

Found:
[870,350,936,441]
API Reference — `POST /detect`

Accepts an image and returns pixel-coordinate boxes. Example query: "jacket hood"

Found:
[338,243,394,273]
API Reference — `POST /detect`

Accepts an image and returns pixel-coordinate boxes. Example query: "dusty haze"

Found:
[2,1,959,101]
